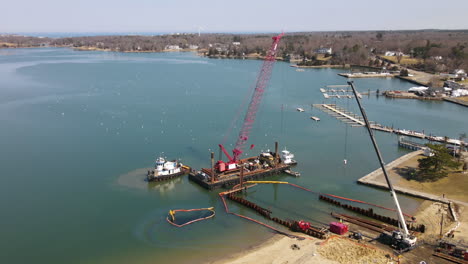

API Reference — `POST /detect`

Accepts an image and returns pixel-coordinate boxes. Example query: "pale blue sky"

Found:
[2,0,468,33]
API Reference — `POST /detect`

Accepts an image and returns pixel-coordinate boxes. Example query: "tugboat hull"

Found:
[147,167,190,182]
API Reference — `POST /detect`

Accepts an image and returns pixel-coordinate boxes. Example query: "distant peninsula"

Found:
[1,30,467,73]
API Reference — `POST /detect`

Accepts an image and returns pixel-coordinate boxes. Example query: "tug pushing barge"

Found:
[189,141,295,190]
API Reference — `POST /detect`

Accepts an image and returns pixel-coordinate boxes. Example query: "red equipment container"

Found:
[329,222,348,235]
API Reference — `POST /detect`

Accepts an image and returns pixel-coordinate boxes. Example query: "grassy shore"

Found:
[363,153,467,203]
[214,150,467,264]
[381,55,422,65]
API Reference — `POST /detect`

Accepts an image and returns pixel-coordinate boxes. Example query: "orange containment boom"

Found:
[166,207,215,227]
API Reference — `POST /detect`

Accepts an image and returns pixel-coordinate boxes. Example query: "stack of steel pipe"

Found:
[320,195,425,233]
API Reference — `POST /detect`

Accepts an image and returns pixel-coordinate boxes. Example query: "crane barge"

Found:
[189,33,297,190]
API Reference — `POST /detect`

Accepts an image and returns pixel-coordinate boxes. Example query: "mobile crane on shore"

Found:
[215,33,284,173]
[348,81,417,251]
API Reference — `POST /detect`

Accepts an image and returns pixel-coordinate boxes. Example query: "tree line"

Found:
[1,30,467,71]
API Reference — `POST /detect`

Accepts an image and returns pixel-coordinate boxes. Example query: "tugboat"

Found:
[281,149,297,165]
[147,157,190,182]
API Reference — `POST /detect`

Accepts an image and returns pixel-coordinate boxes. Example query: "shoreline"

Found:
[357,150,468,206]
[291,64,346,69]
[211,150,467,264]
[0,45,443,89]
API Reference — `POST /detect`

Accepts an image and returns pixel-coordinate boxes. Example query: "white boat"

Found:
[447,139,461,146]
[281,149,297,165]
[284,169,300,177]
[310,116,320,121]
[320,88,327,93]
[395,129,410,135]
[323,93,330,99]
[428,136,445,142]
[147,157,187,182]
[296,108,305,112]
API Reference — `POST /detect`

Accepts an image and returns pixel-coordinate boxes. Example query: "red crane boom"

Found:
[231,33,284,161]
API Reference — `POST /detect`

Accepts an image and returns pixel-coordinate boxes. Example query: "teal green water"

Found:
[0,48,467,264]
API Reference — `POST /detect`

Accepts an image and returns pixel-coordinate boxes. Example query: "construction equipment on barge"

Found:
[190,33,295,190]
[189,142,296,190]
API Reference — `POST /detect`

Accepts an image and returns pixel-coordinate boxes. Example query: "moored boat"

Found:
[281,149,297,165]
[147,157,190,182]
[284,169,300,177]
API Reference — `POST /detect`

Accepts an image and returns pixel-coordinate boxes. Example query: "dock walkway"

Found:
[398,137,426,151]
[313,104,461,144]
[320,104,364,126]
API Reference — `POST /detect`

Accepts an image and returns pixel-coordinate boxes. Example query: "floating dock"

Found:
[398,137,426,151]
[313,103,461,144]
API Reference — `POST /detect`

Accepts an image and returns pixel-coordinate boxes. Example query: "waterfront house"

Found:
[454,69,467,79]
[444,80,465,90]
[385,51,408,57]
[165,45,181,50]
[314,47,332,55]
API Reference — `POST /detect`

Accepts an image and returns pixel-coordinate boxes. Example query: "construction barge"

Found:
[189,142,295,190]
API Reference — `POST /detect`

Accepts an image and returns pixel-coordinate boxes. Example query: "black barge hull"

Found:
[189,165,290,190]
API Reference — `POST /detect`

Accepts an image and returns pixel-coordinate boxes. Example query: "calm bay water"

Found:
[0,48,466,264]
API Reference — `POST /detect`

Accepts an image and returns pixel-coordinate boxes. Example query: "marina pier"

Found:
[313,104,462,144]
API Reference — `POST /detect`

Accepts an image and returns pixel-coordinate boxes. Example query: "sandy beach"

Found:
[212,234,392,264]
[211,199,467,264]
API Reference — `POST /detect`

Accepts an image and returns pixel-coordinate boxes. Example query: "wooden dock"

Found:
[320,104,365,126]
[313,104,392,130]
[398,137,426,151]
[313,104,461,144]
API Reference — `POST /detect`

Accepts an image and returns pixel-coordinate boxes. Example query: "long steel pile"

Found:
[226,193,326,239]
[319,195,425,233]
